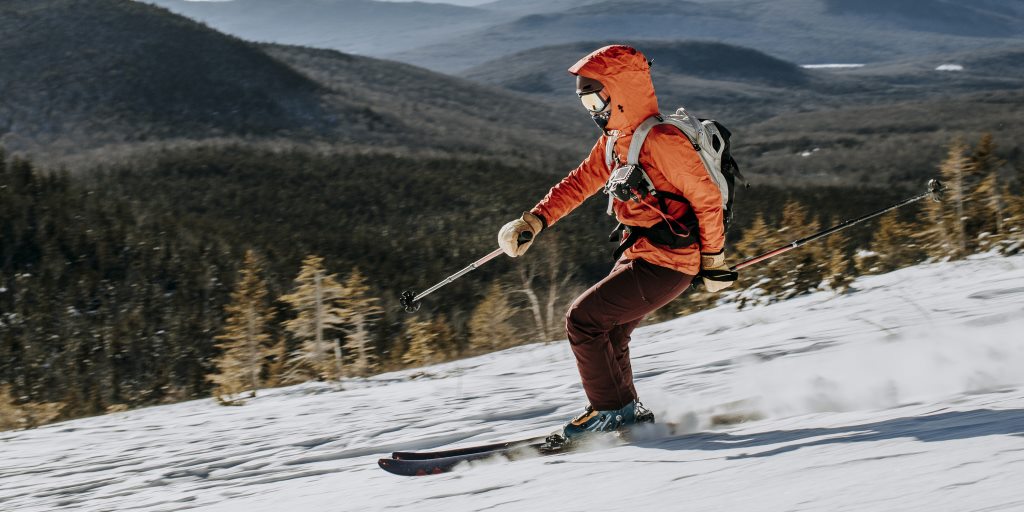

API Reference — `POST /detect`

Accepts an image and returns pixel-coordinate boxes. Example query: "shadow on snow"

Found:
[634,409,1024,459]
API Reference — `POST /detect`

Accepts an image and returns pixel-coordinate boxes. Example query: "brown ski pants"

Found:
[565,258,694,410]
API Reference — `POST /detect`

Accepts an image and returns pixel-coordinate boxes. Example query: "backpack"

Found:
[604,106,745,260]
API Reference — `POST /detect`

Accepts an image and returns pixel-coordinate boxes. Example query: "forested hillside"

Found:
[0,0,337,154]
[0,151,235,423]
[3,131,1021,426]
[1,0,1022,430]
[0,0,585,163]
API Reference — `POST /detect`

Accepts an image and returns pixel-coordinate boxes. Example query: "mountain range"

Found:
[0,0,587,163]
[143,0,1024,73]
[2,0,1021,186]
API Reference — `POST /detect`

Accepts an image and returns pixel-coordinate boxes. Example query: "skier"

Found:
[498,45,734,443]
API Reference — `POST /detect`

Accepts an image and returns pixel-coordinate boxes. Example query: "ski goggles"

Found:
[578,90,610,113]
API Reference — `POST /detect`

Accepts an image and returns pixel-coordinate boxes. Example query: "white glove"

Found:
[498,212,544,257]
[700,251,736,293]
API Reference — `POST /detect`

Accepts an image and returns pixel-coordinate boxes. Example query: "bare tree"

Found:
[514,238,578,343]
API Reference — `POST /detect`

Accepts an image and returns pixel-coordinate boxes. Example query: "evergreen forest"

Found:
[2,0,1022,432]
[2,133,1021,428]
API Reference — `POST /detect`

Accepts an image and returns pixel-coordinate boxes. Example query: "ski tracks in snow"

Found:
[1,255,1024,511]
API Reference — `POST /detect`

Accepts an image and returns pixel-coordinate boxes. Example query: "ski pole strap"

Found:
[689,267,739,291]
[700,268,738,282]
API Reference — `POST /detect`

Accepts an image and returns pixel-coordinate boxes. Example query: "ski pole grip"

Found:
[517,231,534,245]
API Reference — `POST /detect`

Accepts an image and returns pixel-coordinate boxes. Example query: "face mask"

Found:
[578,90,611,131]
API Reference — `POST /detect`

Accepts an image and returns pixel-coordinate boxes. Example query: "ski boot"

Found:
[542,400,655,452]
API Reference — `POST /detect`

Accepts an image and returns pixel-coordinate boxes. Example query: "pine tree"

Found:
[823,219,854,293]
[972,172,1004,251]
[921,140,971,260]
[1004,176,1024,254]
[280,255,350,382]
[468,281,519,354]
[777,200,825,299]
[966,134,1008,251]
[402,315,456,368]
[864,212,922,274]
[341,268,382,377]
[207,250,275,403]
[733,213,782,307]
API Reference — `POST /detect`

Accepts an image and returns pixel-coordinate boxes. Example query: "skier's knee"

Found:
[565,304,605,344]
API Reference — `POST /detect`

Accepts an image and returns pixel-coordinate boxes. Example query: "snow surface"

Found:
[801,64,866,69]
[2,255,1024,511]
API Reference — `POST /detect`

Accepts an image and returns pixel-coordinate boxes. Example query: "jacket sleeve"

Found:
[530,137,609,228]
[646,131,726,253]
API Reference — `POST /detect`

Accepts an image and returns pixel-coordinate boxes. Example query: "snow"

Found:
[2,255,1024,511]
[936,64,965,72]
[801,64,866,69]
[375,0,493,4]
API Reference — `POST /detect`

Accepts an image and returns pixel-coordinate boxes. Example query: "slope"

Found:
[262,44,592,156]
[2,254,1023,510]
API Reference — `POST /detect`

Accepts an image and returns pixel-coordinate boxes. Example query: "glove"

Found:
[700,251,737,293]
[498,212,544,257]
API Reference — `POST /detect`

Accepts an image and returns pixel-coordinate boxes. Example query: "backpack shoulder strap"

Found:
[625,115,666,166]
[607,115,695,169]
[604,133,620,170]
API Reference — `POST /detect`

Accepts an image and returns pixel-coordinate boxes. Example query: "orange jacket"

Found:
[530,45,725,275]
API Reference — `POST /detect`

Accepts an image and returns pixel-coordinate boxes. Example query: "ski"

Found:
[390,435,550,461]
[379,439,571,476]
[378,410,759,475]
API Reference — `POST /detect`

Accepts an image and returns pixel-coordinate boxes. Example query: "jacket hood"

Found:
[568,45,659,134]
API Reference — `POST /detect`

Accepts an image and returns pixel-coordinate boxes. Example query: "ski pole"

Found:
[401,232,533,313]
[699,179,946,284]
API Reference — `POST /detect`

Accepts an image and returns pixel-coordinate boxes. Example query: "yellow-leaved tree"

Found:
[280,255,350,382]
[341,268,382,377]
[208,250,277,404]
[402,315,456,368]
[468,281,519,354]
